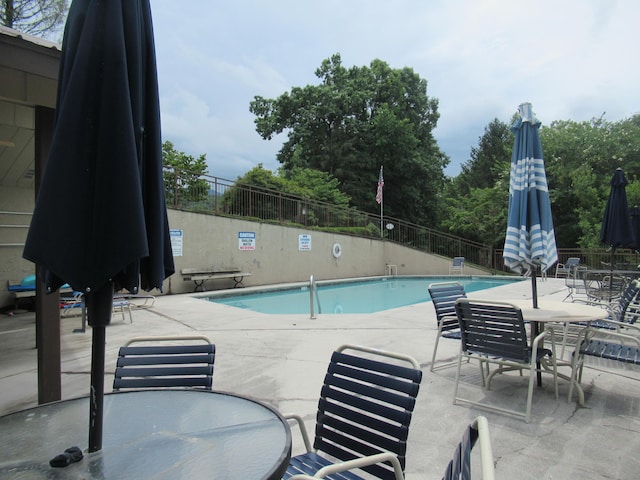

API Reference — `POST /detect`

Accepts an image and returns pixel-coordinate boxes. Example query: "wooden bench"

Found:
[181,268,251,292]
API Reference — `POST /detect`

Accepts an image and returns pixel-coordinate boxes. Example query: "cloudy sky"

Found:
[149,0,639,180]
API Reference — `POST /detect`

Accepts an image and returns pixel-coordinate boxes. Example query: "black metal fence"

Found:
[163,167,494,269]
[166,167,629,273]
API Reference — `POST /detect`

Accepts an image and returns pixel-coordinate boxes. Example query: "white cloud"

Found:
[151,0,640,178]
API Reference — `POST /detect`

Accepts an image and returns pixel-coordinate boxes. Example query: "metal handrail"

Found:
[164,167,494,270]
[309,275,317,319]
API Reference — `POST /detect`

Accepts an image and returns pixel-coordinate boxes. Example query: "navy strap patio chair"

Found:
[284,344,423,480]
[428,281,467,372]
[453,299,558,423]
[555,257,580,278]
[568,320,640,403]
[449,257,465,275]
[289,415,495,480]
[441,416,495,480]
[113,335,215,391]
[573,279,640,330]
[562,279,640,358]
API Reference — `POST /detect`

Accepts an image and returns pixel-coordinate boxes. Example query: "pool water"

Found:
[207,276,523,314]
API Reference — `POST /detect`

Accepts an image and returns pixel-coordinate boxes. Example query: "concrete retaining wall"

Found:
[1,208,487,307]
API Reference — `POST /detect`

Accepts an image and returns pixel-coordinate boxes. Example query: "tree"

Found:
[221,165,350,226]
[162,140,209,209]
[541,116,640,248]
[249,53,447,226]
[441,118,512,247]
[1,0,68,40]
[456,118,512,195]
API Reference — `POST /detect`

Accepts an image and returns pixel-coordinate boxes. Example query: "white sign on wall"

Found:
[298,234,312,251]
[170,229,183,256]
[238,231,256,251]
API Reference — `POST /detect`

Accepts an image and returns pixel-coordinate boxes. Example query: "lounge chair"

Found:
[283,344,422,480]
[113,335,215,391]
[61,291,133,333]
[453,299,558,423]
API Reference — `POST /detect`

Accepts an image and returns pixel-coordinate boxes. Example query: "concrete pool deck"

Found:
[1,277,639,479]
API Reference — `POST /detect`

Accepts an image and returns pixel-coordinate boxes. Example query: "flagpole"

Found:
[376,165,384,238]
[380,188,383,238]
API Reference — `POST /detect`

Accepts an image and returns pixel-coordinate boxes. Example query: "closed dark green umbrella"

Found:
[23,0,174,452]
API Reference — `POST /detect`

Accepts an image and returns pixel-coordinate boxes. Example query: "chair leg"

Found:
[524,363,536,423]
[452,351,465,404]
[430,329,443,372]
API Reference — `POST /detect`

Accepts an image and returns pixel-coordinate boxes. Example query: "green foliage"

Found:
[541,116,640,248]
[249,53,446,226]
[220,164,351,226]
[455,119,513,195]
[441,185,509,247]
[162,141,209,209]
[443,114,640,250]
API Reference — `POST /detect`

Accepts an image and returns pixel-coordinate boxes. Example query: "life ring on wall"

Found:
[332,242,342,258]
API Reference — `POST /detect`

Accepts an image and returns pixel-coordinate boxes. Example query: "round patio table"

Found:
[0,389,291,479]
[511,299,609,404]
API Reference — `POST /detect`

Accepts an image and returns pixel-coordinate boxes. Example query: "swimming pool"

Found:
[206,276,524,314]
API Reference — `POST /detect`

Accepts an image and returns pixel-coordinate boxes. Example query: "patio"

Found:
[1,278,639,479]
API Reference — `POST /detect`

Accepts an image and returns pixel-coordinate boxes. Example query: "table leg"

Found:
[541,323,586,406]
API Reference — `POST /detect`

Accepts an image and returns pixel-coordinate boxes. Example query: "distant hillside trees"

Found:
[442,114,640,250]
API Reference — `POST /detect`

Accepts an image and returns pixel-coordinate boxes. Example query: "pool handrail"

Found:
[310,275,317,319]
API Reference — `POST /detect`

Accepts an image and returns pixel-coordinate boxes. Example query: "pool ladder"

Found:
[309,275,321,319]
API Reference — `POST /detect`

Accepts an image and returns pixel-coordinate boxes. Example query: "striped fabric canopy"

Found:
[503,103,558,274]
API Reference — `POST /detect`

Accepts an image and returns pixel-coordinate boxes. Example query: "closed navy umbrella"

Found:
[23,0,174,452]
[630,205,640,255]
[600,168,634,251]
[600,168,634,299]
[503,103,558,309]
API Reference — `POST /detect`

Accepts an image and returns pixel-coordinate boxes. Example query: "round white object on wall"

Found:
[332,243,342,258]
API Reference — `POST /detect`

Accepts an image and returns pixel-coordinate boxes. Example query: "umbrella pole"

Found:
[86,283,113,453]
[530,267,542,386]
[609,248,615,302]
[531,268,538,309]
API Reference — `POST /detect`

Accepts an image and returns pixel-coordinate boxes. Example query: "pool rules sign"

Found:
[238,232,256,251]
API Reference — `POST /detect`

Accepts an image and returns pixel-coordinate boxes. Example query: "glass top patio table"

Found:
[0,389,292,479]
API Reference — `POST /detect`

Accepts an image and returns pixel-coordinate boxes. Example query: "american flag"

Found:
[376,166,384,205]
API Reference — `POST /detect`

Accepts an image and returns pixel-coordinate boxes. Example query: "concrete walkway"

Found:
[1,278,639,479]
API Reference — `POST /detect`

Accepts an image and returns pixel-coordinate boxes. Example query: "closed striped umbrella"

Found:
[503,103,558,308]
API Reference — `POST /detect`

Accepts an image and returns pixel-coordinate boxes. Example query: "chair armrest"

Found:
[283,413,313,453]
[289,452,404,480]
[580,320,640,337]
[571,298,617,317]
